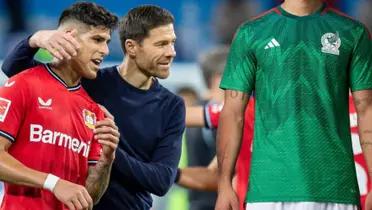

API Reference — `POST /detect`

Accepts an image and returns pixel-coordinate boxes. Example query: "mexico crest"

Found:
[83,109,97,129]
[321,32,341,55]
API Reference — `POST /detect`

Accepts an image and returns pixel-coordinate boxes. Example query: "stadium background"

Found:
[0,0,371,209]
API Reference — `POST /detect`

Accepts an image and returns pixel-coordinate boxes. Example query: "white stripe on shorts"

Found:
[245,202,358,210]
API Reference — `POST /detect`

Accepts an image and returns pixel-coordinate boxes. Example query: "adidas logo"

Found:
[264,38,280,49]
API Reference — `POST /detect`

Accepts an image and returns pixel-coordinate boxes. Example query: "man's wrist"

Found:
[43,173,60,192]
[28,30,49,48]
[99,154,115,165]
[218,174,233,185]
[174,168,181,183]
[28,32,40,48]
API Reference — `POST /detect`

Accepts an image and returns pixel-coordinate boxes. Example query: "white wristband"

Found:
[43,174,60,192]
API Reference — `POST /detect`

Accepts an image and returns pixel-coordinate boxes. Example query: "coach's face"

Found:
[72,26,111,79]
[135,24,176,79]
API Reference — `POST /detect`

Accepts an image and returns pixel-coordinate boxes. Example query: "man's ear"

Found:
[125,39,138,57]
[65,28,78,36]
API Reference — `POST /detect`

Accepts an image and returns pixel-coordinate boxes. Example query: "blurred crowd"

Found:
[0,0,371,62]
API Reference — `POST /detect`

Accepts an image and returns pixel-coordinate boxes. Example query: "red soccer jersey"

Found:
[350,95,371,209]
[236,98,254,210]
[0,64,103,210]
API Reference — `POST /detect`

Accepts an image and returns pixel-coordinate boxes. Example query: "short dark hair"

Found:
[119,5,174,52]
[199,45,230,88]
[58,2,118,32]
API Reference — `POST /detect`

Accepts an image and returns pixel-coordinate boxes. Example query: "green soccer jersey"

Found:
[220,4,372,205]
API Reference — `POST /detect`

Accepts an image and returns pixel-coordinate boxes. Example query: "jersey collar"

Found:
[44,64,81,91]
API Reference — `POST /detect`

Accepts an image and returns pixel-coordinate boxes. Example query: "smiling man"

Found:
[2,5,185,210]
[0,2,119,210]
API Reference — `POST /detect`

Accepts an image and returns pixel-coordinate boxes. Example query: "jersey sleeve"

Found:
[220,24,257,93]
[349,25,372,91]
[0,76,27,142]
[204,102,223,129]
[87,105,104,165]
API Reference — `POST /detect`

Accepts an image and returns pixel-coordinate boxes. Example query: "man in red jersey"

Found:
[181,46,254,210]
[181,98,254,210]
[0,2,119,210]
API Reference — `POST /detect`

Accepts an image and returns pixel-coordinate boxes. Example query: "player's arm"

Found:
[354,91,372,159]
[349,24,372,209]
[0,137,49,188]
[215,22,255,210]
[186,106,204,127]
[86,162,112,205]
[113,98,185,196]
[0,136,93,210]
[2,30,79,77]
[186,103,223,128]
[176,156,218,191]
[85,111,119,204]
[353,90,372,205]
[216,90,249,210]
[1,36,39,77]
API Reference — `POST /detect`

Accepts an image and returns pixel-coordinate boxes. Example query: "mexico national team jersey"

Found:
[0,64,103,210]
[220,4,372,205]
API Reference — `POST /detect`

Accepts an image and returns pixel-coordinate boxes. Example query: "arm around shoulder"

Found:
[1,36,39,77]
[2,29,80,77]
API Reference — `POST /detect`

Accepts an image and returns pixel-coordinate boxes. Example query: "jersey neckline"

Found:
[278,3,327,20]
[44,64,81,91]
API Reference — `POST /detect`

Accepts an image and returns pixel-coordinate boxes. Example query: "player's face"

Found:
[135,24,176,79]
[72,26,111,79]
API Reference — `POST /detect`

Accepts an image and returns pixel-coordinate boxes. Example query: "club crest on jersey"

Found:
[321,32,341,55]
[83,109,96,129]
[0,97,11,122]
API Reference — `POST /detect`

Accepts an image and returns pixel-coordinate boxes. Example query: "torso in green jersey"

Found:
[220,3,372,205]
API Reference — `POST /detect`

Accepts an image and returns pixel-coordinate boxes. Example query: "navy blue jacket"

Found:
[2,38,186,210]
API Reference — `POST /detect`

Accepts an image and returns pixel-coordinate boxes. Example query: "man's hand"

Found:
[84,106,118,203]
[95,106,120,162]
[215,183,239,210]
[29,29,80,60]
[53,179,93,210]
[94,118,120,161]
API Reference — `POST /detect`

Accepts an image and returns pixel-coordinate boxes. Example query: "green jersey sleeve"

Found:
[349,26,372,91]
[220,25,256,93]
